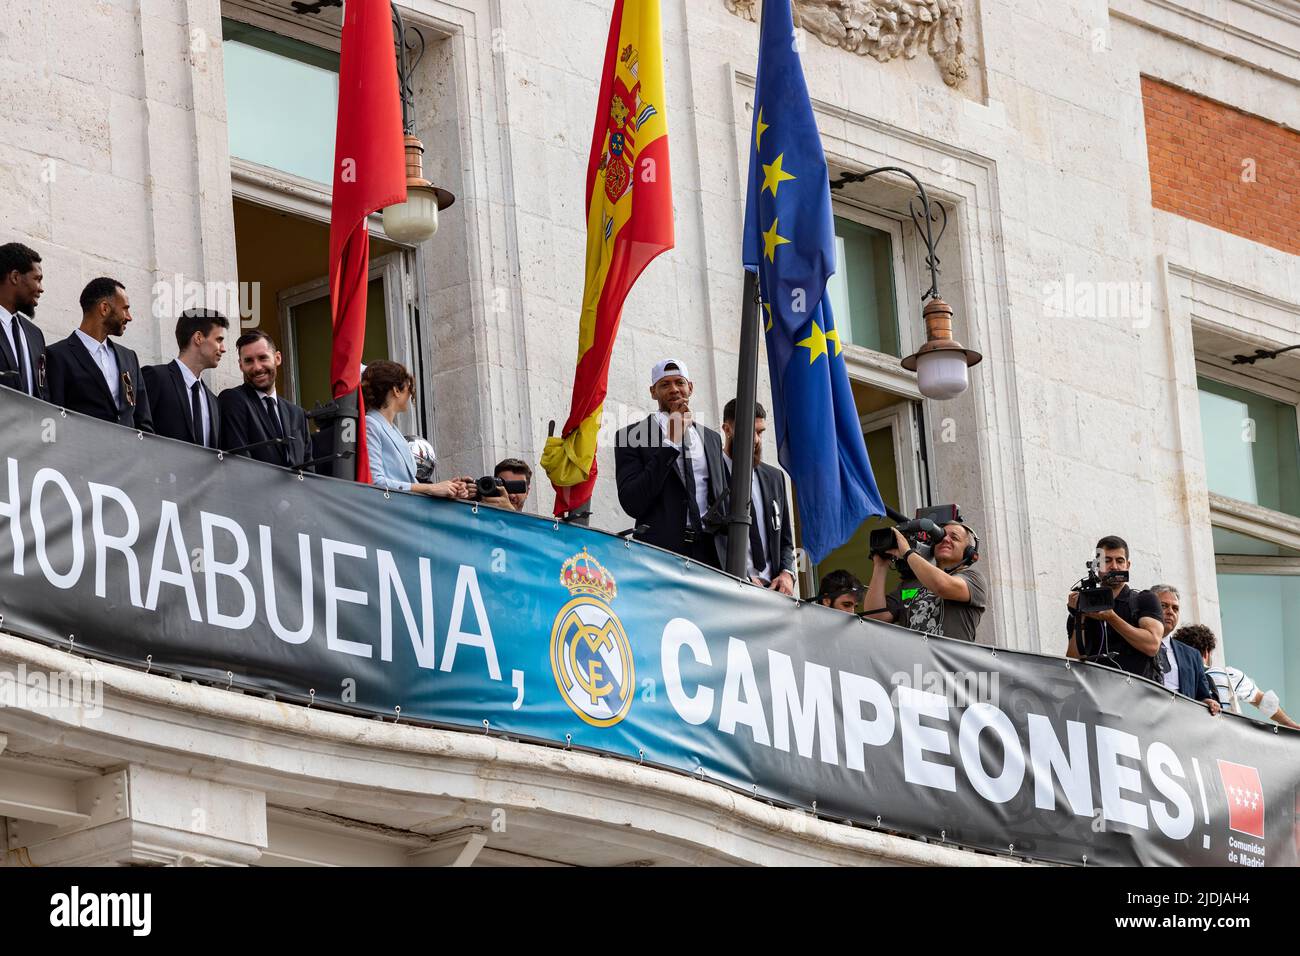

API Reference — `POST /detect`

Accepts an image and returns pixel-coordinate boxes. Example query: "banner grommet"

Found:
[307,688,316,709]
[217,451,225,461]
[564,733,571,750]
[137,431,144,441]
[394,705,401,724]
[144,654,152,675]
[471,503,479,515]
[226,670,233,690]
[482,718,490,735]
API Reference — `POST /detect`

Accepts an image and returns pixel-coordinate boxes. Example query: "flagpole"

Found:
[726,268,762,579]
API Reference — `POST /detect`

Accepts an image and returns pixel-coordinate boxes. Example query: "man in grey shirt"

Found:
[863,521,987,642]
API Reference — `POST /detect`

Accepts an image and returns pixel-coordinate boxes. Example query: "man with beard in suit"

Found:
[218,329,312,469]
[142,309,228,448]
[47,277,153,431]
[614,359,728,568]
[0,242,49,401]
[719,397,797,595]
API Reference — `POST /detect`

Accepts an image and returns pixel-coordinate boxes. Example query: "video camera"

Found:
[868,504,962,579]
[468,476,528,502]
[1070,554,1129,613]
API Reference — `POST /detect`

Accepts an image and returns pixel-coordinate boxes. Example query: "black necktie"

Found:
[190,381,205,446]
[10,317,29,395]
[263,395,285,440]
[679,431,703,531]
[748,485,765,576]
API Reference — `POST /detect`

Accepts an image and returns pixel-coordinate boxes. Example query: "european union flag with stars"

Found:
[741,0,885,565]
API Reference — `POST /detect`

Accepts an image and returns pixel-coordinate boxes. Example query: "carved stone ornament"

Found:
[725,0,968,88]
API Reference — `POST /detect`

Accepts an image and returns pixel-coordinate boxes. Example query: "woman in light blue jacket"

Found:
[361,361,469,499]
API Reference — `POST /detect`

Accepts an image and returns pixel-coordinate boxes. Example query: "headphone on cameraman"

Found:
[952,524,980,570]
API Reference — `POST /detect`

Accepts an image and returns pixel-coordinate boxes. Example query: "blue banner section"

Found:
[1,389,1298,866]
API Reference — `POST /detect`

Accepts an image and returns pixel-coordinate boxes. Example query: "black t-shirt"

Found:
[1065,585,1160,679]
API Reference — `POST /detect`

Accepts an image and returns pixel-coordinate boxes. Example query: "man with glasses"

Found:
[1150,584,1219,714]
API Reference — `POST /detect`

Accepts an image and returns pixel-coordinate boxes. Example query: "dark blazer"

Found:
[217,383,312,469]
[614,413,727,564]
[46,332,153,431]
[752,461,796,580]
[710,458,796,581]
[1171,638,1215,701]
[141,361,222,447]
[0,312,49,401]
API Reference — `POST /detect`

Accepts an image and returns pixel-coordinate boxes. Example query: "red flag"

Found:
[1217,760,1265,839]
[329,0,407,482]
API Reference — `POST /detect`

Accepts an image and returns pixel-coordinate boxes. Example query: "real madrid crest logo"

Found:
[550,548,635,727]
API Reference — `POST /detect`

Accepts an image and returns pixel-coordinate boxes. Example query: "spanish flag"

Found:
[540,0,674,515]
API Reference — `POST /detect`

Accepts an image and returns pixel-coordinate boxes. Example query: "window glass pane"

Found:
[291,278,391,413]
[825,216,899,356]
[1216,571,1300,715]
[1197,377,1300,518]
[814,423,900,602]
[222,19,339,184]
[1212,526,1300,558]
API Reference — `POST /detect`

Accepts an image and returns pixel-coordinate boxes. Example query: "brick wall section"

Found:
[1141,76,1300,256]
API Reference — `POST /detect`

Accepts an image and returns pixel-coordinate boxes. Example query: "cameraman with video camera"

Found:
[863,517,987,642]
[1065,534,1162,678]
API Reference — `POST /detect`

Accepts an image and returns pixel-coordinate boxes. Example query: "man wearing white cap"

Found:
[614,359,727,568]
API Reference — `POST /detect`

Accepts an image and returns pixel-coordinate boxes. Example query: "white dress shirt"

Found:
[0,305,33,394]
[656,410,709,526]
[724,453,771,580]
[1158,634,1181,692]
[175,359,211,446]
[74,328,120,404]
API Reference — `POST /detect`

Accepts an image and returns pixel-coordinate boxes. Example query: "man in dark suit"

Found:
[614,359,727,568]
[0,242,50,401]
[1152,584,1220,715]
[218,330,312,469]
[141,309,228,448]
[718,398,797,595]
[46,277,153,431]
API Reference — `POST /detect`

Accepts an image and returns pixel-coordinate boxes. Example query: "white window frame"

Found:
[859,403,926,516]
[831,199,925,402]
[221,2,434,438]
[277,253,417,434]
[1195,359,1300,554]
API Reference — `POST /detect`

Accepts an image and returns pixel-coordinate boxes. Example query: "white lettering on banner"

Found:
[897,686,957,792]
[31,467,84,589]
[2,458,25,575]
[144,501,202,622]
[958,703,1025,803]
[1097,726,1149,830]
[768,650,837,763]
[1027,714,1094,816]
[322,538,372,658]
[718,637,770,746]
[378,550,437,668]
[440,565,501,680]
[662,618,713,725]
[839,670,894,773]
[200,511,255,630]
[260,526,313,645]
[88,482,143,607]
[1147,741,1194,840]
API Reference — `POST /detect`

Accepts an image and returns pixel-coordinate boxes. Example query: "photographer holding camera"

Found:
[1065,535,1162,678]
[863,520,987,641]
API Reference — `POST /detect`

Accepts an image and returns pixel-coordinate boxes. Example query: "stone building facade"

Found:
[1,0,1297,864]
